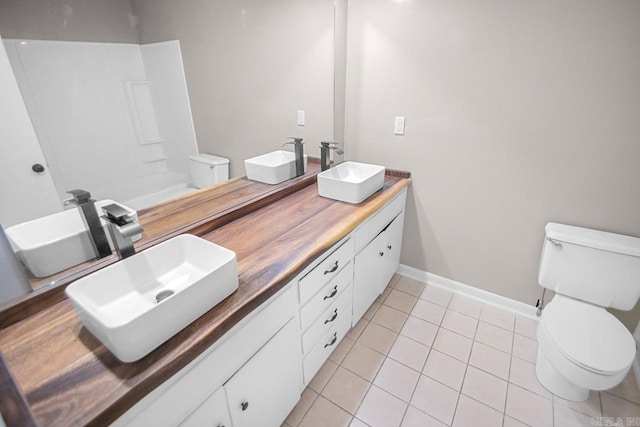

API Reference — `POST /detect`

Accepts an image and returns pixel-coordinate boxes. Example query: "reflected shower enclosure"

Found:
[4,38,199,210]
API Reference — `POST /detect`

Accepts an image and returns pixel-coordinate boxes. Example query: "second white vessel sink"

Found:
[317,161,385,204]
[65,234,238,362]
[245,150,308,185]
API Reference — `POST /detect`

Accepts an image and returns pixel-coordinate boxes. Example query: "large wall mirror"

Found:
[0,0,342,309]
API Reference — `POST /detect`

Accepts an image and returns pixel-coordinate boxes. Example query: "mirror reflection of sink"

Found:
[65,234,238,362]
[317,161,385,204]
[5,200,139,278]
[244,150,308,185]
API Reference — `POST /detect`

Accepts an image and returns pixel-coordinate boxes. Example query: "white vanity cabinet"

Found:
[114,285,302,427]
[297,238,354,385]
[114,187,408,427]
[180,386,230,427]
[382,211,405,287]
[224,318,300,427]
[353,231,388,322]
[353,190,407,323]
[181,319,300,427]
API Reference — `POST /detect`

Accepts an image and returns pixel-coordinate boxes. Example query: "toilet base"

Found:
[536,348,589,401]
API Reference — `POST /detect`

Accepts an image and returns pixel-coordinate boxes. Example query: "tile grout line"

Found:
[368,280,428,426]
[290,389,320,427]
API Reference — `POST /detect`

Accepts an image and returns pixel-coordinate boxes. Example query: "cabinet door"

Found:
[225,318,301,427]
[181,386,232,427]
[353,231,386,323]
[382,212,405,287]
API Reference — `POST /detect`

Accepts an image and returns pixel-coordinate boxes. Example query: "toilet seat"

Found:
[541,294,636,375]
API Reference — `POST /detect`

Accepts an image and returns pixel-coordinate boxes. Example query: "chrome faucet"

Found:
[319,141,344,171]
[101,203,143,259]
[66,189,112,259]
[282,137,305,177]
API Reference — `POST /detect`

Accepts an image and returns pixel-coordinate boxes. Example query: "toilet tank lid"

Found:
[189,154,229,165]
[545,223,640,257]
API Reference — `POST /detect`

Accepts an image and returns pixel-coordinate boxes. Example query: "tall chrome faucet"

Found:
[101,203,144,259]
[282,137,305,177]
[66,189,112,259]
[319,141,344,171]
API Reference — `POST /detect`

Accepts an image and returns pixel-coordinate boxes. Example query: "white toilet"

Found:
[536,222,640,401]
[188,154,229,189]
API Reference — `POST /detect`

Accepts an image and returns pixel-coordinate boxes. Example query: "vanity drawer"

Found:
[302,305,352,385]
[354,189,406,254]
[300,263,352,332]
[301,284,352,354]
[299,238,354,305]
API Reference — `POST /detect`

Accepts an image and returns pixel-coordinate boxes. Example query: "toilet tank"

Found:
[539,223,640,310]
[189,154,229,189]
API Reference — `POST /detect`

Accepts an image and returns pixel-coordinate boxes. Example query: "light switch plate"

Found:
[394,117,405,135]
[297,110,305,126]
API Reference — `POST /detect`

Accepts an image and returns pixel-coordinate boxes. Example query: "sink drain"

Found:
[155,289,174,303]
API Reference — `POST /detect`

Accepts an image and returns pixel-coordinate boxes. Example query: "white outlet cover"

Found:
[394,116,405,135]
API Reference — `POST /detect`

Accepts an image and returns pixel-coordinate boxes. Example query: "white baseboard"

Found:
[397,264,539,320]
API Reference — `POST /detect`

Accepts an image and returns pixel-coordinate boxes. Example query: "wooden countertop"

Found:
[0,171,410,426]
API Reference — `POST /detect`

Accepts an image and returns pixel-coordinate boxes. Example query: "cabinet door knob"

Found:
[324,308,338,324]
[241,401,249,411]
[379,252,384,257]
[324,332,338,348]
[323,285,338,300]
[324,260,339,275]
[32,163,45,173]
[387,245,392,250]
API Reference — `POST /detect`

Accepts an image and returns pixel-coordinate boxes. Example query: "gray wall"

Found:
[132,0,335,178]
[0,0,336,179]
[0,0,139,43]
[345,0,640,328]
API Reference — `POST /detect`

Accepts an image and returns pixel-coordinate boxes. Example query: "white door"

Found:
[383,213,405,287]
[180,386,232,427]
[0,36,61,227]
[225,318,301,427]
[353,231,386,323]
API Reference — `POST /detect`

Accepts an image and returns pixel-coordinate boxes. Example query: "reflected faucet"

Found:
[66,189,112,259]
[282,137,305,177]
[319,141,344,171]
[101,204,144,259]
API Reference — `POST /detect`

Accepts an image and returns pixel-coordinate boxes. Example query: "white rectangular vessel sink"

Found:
[6,200,139,278]
[317,161,385,204]
[65,234,238,362]
[244,150,307,185]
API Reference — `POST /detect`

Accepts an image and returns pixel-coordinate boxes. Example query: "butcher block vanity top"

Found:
[0,165,410,426]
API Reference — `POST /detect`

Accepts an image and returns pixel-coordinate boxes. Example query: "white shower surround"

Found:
[3,38,198,209]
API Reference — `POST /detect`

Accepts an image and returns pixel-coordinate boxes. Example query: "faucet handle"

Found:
[101,203,130,226]
[67,189,92,204]
[320,141,337,147]
[285,137,304,145]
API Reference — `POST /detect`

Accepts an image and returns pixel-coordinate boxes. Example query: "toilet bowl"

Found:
[536,294,635,401]
[535,223,640,401]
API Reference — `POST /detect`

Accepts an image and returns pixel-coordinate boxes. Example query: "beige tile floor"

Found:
[283,274,640,427]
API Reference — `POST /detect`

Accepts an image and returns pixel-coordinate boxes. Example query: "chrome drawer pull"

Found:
[324,260,339,275]
[324,309,338,324]
[387,245,392,250]
[324,332,338,348]
[379,251,384,257]
[241,401,249,411]
[323,285,338,300]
